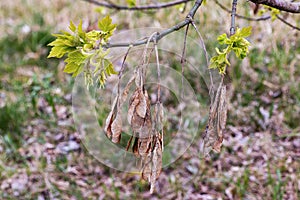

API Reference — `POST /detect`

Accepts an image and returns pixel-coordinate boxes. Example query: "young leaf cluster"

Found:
[209,26,252,74]
[258,5,280,21]
[47,15,117,87]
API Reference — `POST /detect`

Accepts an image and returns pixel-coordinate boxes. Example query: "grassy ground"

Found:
[0,0,300,199]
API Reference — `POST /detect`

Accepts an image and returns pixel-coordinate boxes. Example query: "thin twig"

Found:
[117,47,131,95]
[230,0,238,35]
[104,0,204,48]
[249,0,300,14]
[82,0,192,10]
[276,15,300,31]
[154,37,161,103]
[140,32,158,87]
[190,20,214,95]
[180,23,189,99]
[214,0,271,21]
[215,0,300,31]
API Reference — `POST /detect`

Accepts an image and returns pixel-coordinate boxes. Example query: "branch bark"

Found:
[104,0,204,48]
[215,0,271,21]
[83,0,192,10]
[215,0,299,30]
[249,0,300,13]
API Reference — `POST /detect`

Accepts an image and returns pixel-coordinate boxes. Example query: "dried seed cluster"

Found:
[104,67,164,193]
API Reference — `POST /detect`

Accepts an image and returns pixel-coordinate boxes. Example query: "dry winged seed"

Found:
[128,87,152,134]
[136,89,147,118]
[141,136,163,194]
[104,110,114,139]
[212,84,227,152]
[104,95,119,138]
[119,74,136,106]
[138,137,151,157]
[219,85,227,131]
[111,111,122,143]
[128,88,140,125]
[204,80,228,153]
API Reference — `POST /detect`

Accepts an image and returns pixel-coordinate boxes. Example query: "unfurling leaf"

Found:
[126,0,136,7]
[98,15,117,39]
[47,16,117,88]
[209,26,252,74]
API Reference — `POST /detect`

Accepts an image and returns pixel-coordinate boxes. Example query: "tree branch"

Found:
[215,0,271,21]
[230,0,238,35]
[276,15,300,30]
[215,0,300,31]
[249,0,300,13]
[104,0,204,48]
[82,0,192,10]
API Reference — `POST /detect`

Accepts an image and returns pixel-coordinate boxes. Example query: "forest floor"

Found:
[0,0,300,199]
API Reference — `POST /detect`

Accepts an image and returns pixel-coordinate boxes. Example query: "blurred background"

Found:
[0,0,299,199]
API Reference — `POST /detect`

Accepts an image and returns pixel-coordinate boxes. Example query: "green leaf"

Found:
[72,65,84,77]
[47,15,118,88]
[217,33,228,44]
[77,20,86,41]
[64,62,79,73]
[65,50,87,63]
[69,21,76,32]
[126,0,136,7]
[105,60,118,75]
[98,15,117,33]
[48,38,75,47]
[64,50,87,76]
[48,46,71,58]
[215,47,223,55]
[209,26,252,74]
[238,26,252,38]
[86,30,102,46]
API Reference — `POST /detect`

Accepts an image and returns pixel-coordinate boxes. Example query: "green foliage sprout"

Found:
[47,15,117,88]
[258,5,280,21]
[209,26,252,74]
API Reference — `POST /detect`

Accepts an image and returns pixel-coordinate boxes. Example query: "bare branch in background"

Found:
[249,0,300,13]
[104,0,204,48]
[215,0,271,21]
[276,15,300,30]
[215,0,300,31]
[82,0,192,10]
